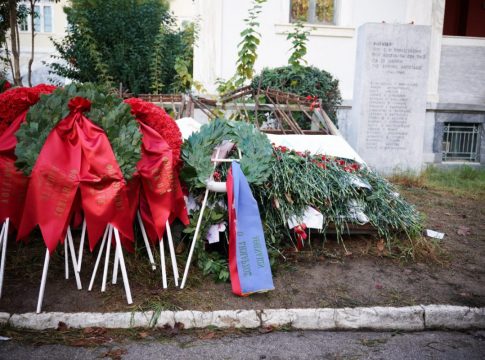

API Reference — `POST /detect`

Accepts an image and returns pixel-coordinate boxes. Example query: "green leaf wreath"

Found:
[15,83,141,179]
[180,119,274,189]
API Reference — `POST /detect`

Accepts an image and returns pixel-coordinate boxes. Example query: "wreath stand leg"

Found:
[36,249,49,313]
[137,214,178,288]
[66,227,82,290]
[137,211,156,270]
[112,241,119,285]
[64,235,69,279]
[101,225,113,292]
[180,188,210,290]
[76,219,87,273]
[36,226,82,314]
[88,224,132,304]
[88,225,109,291]
[0,218,9,299]
[165,221,179,287]
[159,238,167,289]
[158,221,179,289]
[113,227,133,304]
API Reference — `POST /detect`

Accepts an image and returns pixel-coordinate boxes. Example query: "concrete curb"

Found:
[1,306,484,331]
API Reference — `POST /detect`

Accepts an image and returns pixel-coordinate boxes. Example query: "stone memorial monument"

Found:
[348,23,431,173]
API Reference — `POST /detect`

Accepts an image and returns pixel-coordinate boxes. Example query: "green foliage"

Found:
[150,19,198,94]
[170,22,204,93]
[0,1,28,45]
[287,21,310,68]
[235,0,267,86]
[0,1,10,47]
[180,119,274,189]
[49,0,193,94]
[215,76,238,96]
[15,83,141,179]
[251,65,342,123]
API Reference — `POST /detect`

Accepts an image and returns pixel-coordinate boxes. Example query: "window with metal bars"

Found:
[442,123,481,162]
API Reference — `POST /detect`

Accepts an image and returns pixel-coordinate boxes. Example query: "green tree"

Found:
[49,0,193,94]
[287,21,310,69]
[0,0,27,86]
[0,0,59,86]
[235,0,266,85]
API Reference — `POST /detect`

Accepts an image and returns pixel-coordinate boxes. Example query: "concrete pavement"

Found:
[1,329,485,359]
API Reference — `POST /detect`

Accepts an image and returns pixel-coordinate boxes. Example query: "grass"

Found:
[389,165,485,198]
[424,166,485,197]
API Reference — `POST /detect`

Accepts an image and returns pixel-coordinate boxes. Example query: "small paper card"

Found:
[207,222,226,244]
[288,206,324,229]
[426,229,445,240]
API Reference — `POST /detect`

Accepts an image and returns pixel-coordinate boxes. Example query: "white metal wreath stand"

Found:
[137,211,179,288]
[76,219,87,273]
[0,218,9,299]
[37,225,82,313]
[88,224,132,305]
[180,147,241,289]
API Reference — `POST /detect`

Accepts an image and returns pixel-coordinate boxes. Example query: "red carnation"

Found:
[124,98,183,169]
[0,84,56,137]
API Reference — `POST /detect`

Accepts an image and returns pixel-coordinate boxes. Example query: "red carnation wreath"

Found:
[0,84,56,136]
[124,98,183,170]
[124,97,189,242]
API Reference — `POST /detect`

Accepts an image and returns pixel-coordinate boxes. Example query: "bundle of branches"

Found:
[254,146,423,253]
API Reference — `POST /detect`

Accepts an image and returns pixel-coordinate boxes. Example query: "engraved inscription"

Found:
[364,40,428,152]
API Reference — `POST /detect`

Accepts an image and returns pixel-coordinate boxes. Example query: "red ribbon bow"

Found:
[294,223,307,251]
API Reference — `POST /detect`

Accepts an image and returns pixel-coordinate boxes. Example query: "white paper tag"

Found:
[207,222,227,244]
[426,229,445,240]
[350,175,372,191]
[288,206,324,229]
[347,199,369,224]
[184,195,199,214]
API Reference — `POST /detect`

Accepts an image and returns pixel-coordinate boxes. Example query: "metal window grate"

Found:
[442,123,480,162]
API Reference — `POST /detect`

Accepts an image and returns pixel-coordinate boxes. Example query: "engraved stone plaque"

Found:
[348,23,431,173]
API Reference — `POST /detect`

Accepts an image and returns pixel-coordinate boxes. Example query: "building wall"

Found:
[168,0,197,25]
[193,0,443,99]
[438,36,485,105]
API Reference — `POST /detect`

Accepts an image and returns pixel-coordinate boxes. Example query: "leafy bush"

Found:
[251,65,342,123]
[49,0,194,94]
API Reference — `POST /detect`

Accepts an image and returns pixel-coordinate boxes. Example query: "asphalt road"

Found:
[1,330,484,360]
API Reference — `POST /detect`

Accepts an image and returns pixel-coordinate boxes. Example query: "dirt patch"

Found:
[0,187,484,313]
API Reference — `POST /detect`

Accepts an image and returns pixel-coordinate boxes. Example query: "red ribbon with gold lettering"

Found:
[125,98,189,242]
[17,100,82,253]
[0,111,30,230]
[136,121,177,242]
[18,97,135,253]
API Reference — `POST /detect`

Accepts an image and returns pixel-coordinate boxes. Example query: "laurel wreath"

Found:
[15,83,142,179]
[180,119,274,189]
